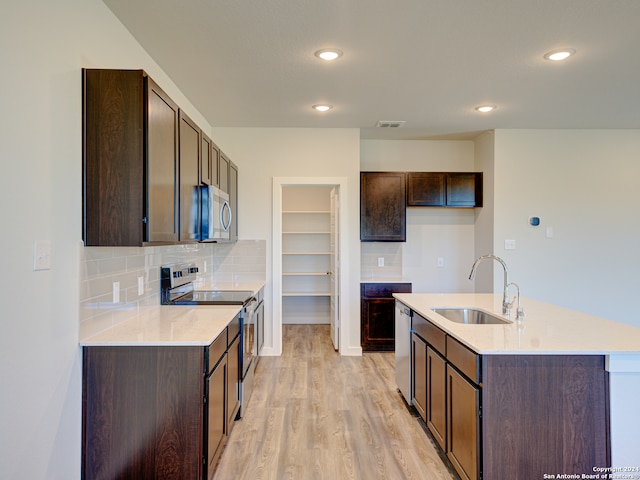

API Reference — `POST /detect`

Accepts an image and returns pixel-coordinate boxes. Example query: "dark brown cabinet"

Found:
[412,332,428,419]
[447,364,480,480]
[427,346,447,450]
[178,111,201,243]
[83,69,180,246]
[82,315,241,480]
[205,345,227,477]
[360,172,406,242]
[406,172,482,208]
[83,68,239,246]
[201,132,215,186]
[219,152,230,194]
[412,313,482,480]
[406,172,446,206]
[400,302,610,480]
[226,334,240,428]
[361,282,412,351]
[229,160,238,242]
[412,312,447,451]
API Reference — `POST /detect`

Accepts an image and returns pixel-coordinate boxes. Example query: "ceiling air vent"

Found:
[376,120,406,128]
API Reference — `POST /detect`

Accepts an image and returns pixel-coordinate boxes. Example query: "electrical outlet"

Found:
[378,257,384,267]
[505,239,516,250]
[138,276,144,296]
[437,257,444,268]
[112,282,120,303]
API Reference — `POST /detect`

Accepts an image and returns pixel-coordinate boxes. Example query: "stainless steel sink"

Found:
[431,307,510,325]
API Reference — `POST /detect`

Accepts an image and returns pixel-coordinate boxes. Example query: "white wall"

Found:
[492,129,640,327]
[360,139,478,292]
[210,128,361,354]
[0,1,212,478]
[472,131,496,292]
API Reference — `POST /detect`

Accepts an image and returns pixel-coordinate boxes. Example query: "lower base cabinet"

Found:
[426,346,447,450]
[82,316,240,480]
[404,304,610,480]
[411,332,427,419]
[446,365,480,480]
[206,350,227,476]
[361,282,412,351]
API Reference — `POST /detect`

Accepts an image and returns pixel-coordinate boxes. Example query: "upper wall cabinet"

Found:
[228,160,238,242]
[201,132,214,186]
[83,69,179,246]
[360,172,406,242]
[83,69,239,246]
[178,111,202,243]
[407,172,483,208]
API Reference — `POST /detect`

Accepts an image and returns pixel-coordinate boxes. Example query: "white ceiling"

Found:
[103,0,640,140]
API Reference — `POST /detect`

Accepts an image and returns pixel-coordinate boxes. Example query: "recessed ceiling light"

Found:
[543,48,576,61]
[312,104,333,112]
[314,48,343,61]
[475,105,496,113]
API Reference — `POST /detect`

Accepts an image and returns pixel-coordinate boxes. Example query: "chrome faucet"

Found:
[468,255,512,315]
[507,282,525,321]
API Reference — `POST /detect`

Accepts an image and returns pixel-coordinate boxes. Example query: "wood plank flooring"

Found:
[213,325,458,480]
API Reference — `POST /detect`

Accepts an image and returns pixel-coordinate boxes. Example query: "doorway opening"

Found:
[272,177,347,355]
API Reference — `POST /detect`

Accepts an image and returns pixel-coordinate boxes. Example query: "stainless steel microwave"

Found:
[200,185,231,242]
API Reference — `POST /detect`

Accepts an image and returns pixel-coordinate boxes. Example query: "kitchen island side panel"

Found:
[481,355,610,479]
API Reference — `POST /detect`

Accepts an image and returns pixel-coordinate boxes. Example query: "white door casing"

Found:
[271,177,350,356]
[330,187,340,350]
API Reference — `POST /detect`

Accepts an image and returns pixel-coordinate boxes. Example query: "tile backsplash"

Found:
[360,242,403,280]
[79,240,266,339]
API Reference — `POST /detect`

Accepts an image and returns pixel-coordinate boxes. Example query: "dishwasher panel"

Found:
[395,301,412,404]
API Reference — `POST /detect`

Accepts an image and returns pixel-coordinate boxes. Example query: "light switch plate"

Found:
[33,240,51,271]
[378,257,384,267]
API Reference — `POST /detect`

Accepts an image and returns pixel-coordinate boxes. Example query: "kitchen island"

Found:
[394,293,640,480]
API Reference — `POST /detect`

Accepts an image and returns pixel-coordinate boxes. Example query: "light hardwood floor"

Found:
[214,324,458,480]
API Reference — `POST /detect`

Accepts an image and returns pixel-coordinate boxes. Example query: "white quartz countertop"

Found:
[80,281,266,347]
[79,305,241,346]
[393,293,640,355]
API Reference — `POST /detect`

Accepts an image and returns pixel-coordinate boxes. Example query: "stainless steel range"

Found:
[160,263,261,418]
